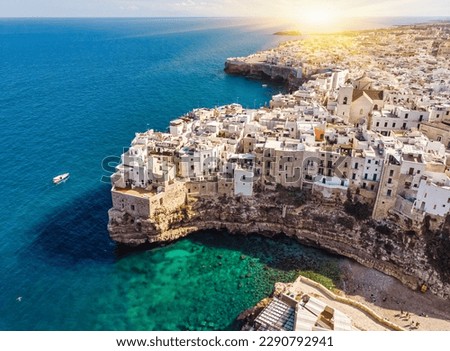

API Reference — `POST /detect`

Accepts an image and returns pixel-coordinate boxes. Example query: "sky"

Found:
[0,0,449,18]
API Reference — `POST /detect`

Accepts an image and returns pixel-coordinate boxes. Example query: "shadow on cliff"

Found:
[23,183,117,266]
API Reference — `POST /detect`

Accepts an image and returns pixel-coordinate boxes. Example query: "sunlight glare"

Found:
[291,4,341,32]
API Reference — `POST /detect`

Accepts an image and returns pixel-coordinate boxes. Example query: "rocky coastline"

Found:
[224,59,304,89]
[108,188,450,299]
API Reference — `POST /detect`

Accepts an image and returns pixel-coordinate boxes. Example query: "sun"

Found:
[303,9,335,26]
[299,8,336,30]
[289,4,341,32]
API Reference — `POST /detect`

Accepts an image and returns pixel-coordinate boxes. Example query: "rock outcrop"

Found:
[108,188,450,299]
[224,60,304,89]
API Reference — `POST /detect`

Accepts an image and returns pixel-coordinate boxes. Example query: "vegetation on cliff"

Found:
[423,215,450,286]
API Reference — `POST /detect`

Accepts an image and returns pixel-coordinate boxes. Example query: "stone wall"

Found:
[111,190,151,218]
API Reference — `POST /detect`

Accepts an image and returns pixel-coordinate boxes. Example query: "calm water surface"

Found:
[0,17,345,330]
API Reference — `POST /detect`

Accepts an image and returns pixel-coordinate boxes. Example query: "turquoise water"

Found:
[0,18,341,330]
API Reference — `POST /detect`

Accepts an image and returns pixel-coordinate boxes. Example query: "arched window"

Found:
[360,108,364,115]
[343,97,348,105]
[373,104,379,111]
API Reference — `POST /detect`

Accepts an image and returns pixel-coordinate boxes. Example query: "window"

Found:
[387,189,392,196]
[364,173,368,180]
[354,163,359,169]
[384,122,388,127]
[371,184,375,190]
[373,174,377,181]
[405,113,409,119]
[409,167,414,175]
[392,123,396,128]
[419,115,423,122]
[368,159,371,164]
[352,173,356,180]
[388,178,392,184]
[402,122,407,129]
[389,170,394,176]
[362,182,366,189]
[343,97,348,105]
[131,205,135,211]
[360,109,364,115]
[376,122,380,127]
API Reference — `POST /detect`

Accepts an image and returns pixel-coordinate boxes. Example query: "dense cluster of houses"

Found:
[111,23,450,225]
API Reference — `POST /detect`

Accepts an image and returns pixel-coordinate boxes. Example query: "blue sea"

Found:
[0,17,414,330]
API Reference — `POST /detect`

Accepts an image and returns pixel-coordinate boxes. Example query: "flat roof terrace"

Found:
[112,187,155,198]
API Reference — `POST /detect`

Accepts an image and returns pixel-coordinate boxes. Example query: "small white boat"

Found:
[53,173,69,184]
[262,84,268,88]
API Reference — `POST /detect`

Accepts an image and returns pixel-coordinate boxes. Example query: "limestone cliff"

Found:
[224,60,304,89]
[108,188,450,299]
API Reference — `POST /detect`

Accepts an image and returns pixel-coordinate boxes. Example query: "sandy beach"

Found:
[338,259,450,331]
[285,259,450,331]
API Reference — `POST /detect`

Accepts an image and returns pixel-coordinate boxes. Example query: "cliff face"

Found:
[224,60,304,89]
[108,189,450,299]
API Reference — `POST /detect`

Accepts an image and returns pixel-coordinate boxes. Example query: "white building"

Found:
[371,107,429,135]
[414,178,450,217]
[234,167,254,196]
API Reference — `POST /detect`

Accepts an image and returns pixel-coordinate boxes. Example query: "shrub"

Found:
[344,200,372,220]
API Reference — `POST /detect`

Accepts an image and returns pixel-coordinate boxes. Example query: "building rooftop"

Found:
[254,294,352,332]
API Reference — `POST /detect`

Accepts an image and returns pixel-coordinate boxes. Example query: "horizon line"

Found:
[1,15,450,19]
